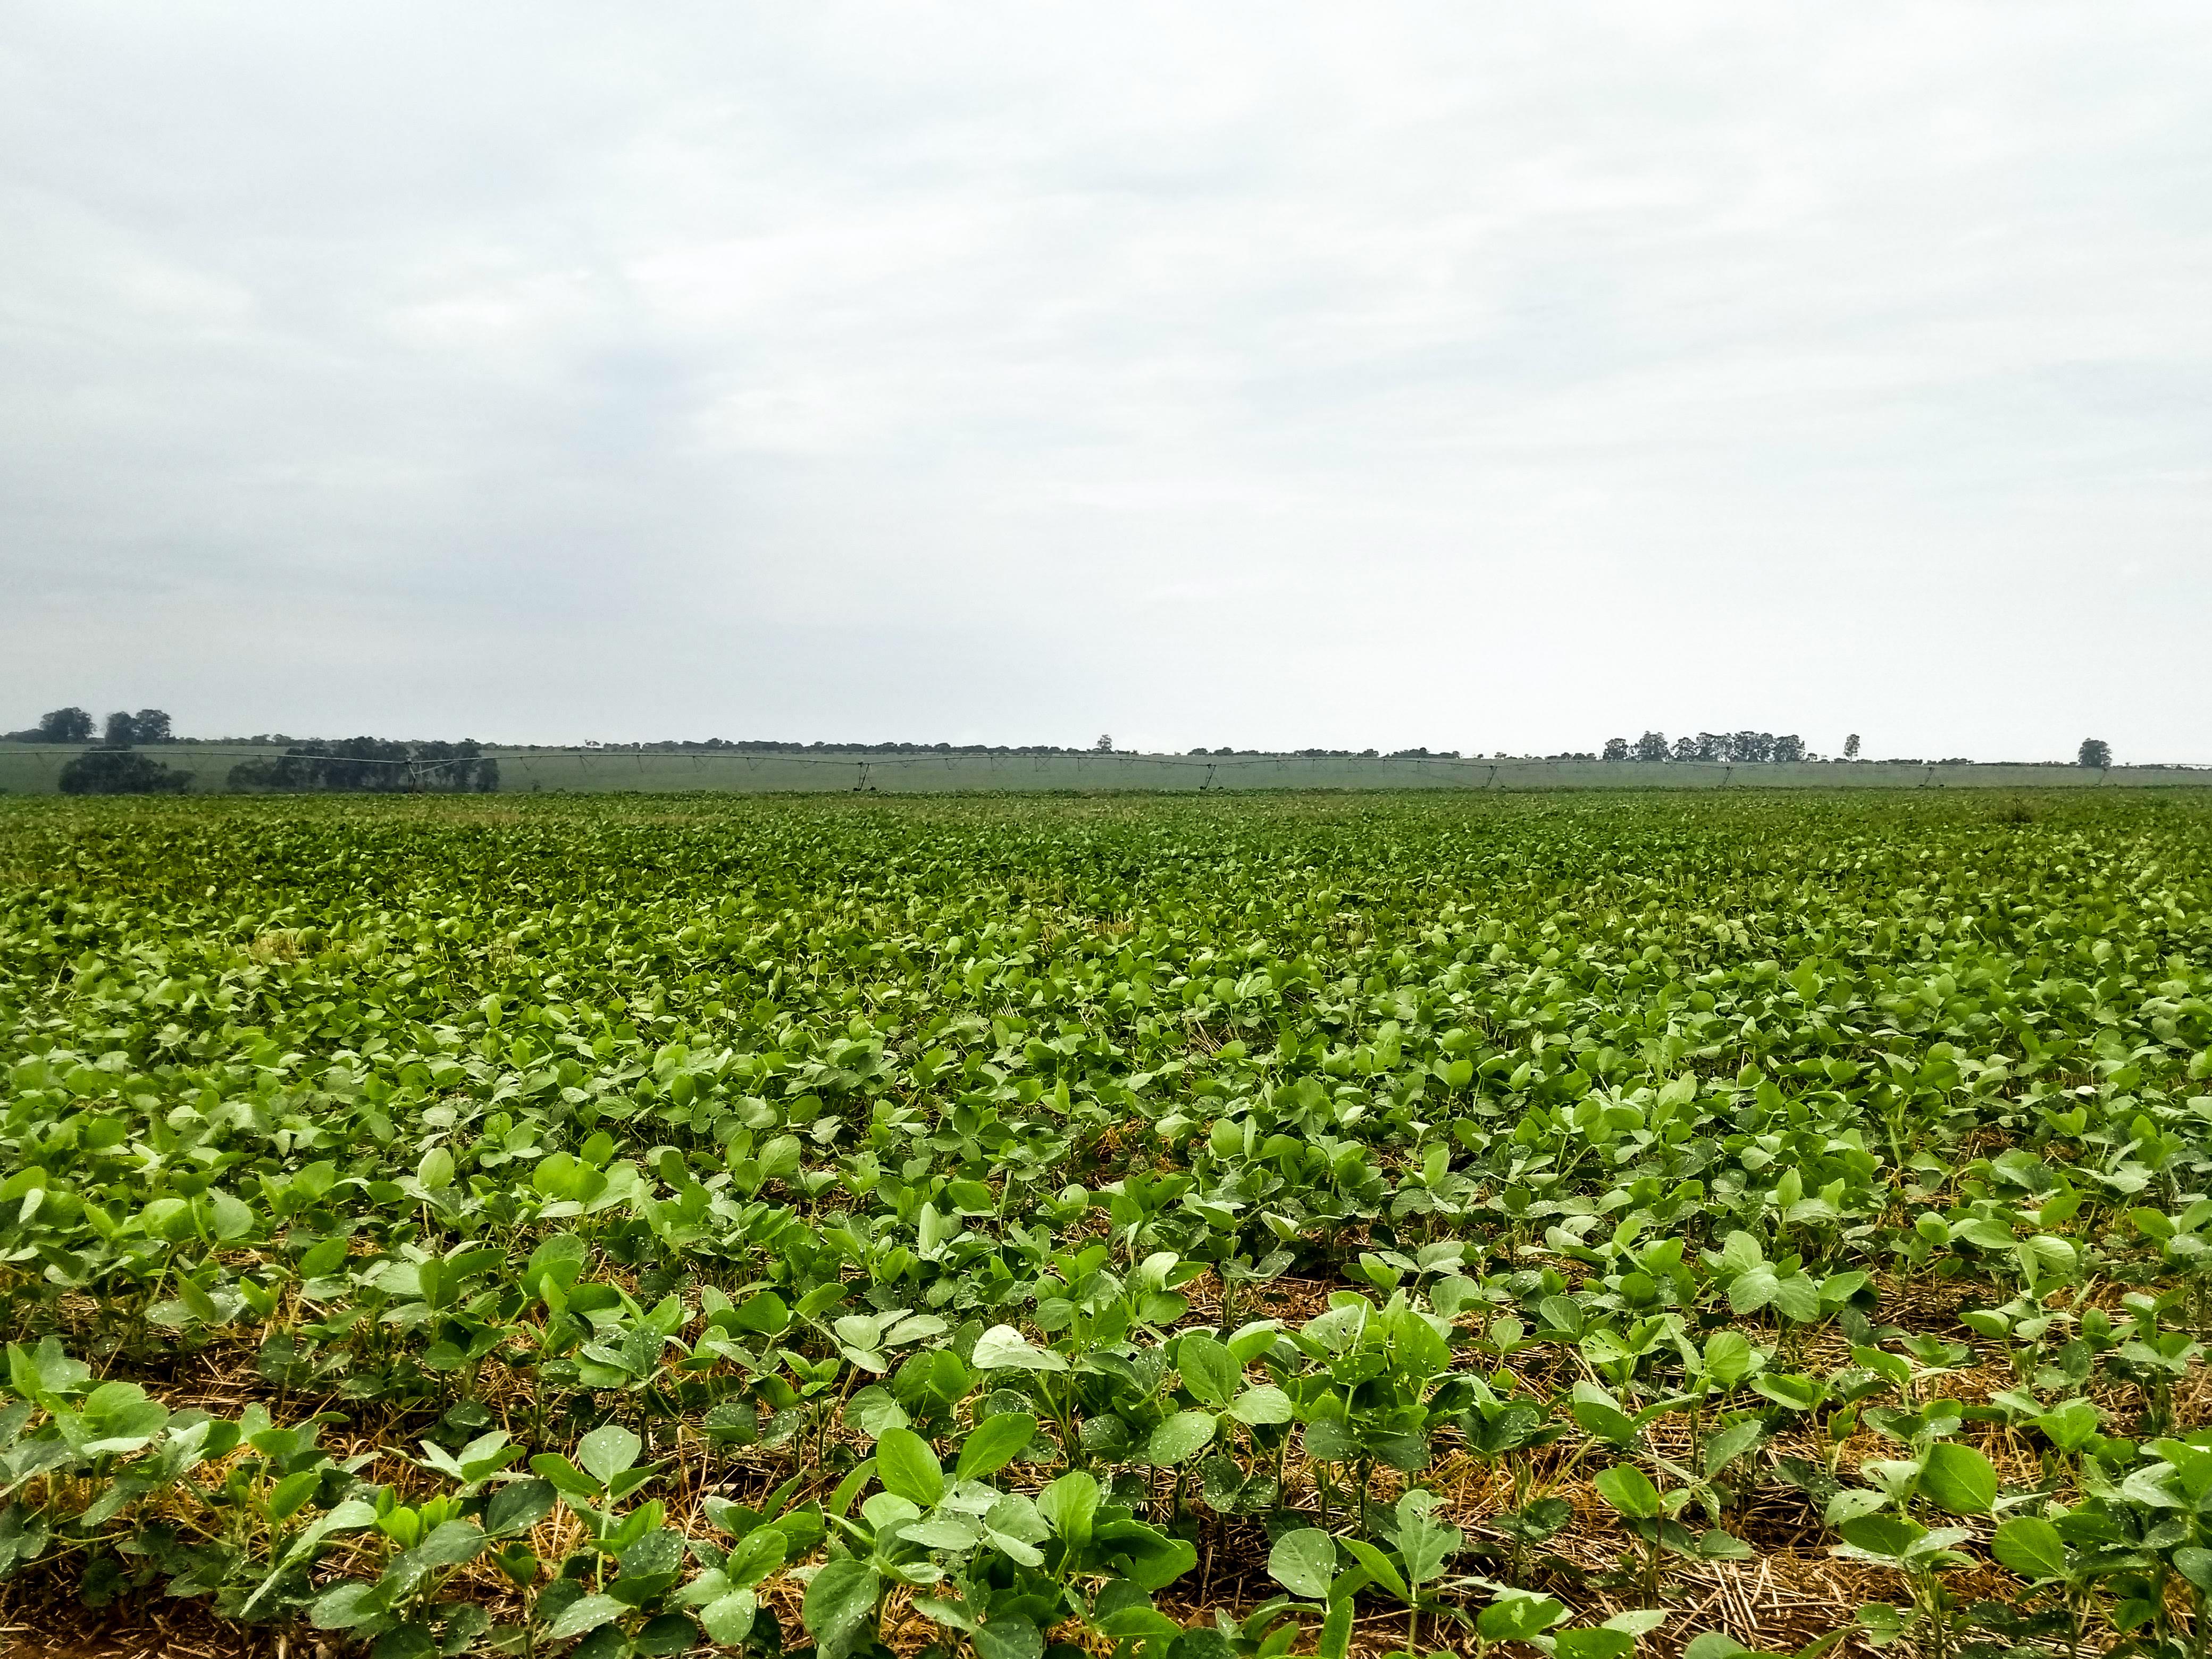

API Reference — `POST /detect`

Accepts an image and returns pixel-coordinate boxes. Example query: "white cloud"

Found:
[2,2,2208,759]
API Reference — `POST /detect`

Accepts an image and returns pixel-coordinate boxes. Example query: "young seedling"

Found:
[1335,1491,1473,1658]
[1829,1514,1976,1659]
[1593,1461,1750,1607]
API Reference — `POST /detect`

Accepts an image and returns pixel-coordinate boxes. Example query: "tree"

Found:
[1632,731,1669,761]
[1093,733,1113,752]
[34,707,94,743]
[104,711,137,744]
[2078,738,2112,769]
[1843,733,1861,760]
[1602,737,1629,761]
[1772,734,1806,763]
[132,709,172,743]
[58,748,191,795]
[227,738,498,794]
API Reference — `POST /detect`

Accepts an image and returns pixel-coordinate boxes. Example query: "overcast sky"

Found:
[4,4,2208,759]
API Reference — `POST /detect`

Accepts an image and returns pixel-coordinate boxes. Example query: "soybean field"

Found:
[2,789,2210,1659]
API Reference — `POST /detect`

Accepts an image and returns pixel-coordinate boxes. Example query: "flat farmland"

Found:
[3,742,2206,797]
[1,790,2208,1658]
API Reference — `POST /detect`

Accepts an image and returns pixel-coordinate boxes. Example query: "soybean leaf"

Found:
[700,1591,758,1645]
[1991,1517,2067,1582]
[487,1478,556,1538]
[975,1614,1043,1659]
[875,1427,945,1509]
[971,1326,1067,1373]
[1267,1529,1337,1600]
[1338,1537,1410,1603]
[956,1413,1036,1482]
[1554,1631,1636,1659]
[544,1594,626,1642]
[576,1425,641,1488]
[1176,1334,1240,1406]
[1036,1471,1100,1546]
[1920,1442,1998,1516]
[1836,1513,1927,1562]
[1228,1386,1294,1426]
[1704,1418,1767,1479]
[1476,1593,1566,1643]
[1146,1411,1217,1467]
[1594,1464,1662,1521]
[803,1557,883,1655]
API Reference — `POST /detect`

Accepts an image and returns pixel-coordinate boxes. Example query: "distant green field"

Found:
[0,741,2202,795]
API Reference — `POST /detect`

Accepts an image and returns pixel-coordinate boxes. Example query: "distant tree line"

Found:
[546,739,1133,757]
[524,740,1478,759]
[1599,732,2121,768]
[0,709,2134,781]
[229,739,499,793]
[1180,747,1468,759]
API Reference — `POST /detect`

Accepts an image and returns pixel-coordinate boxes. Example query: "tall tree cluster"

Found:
[6,707,174,743]
[103,709,173,744]
[1602,730,1810,763]
[11,706,191,791]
